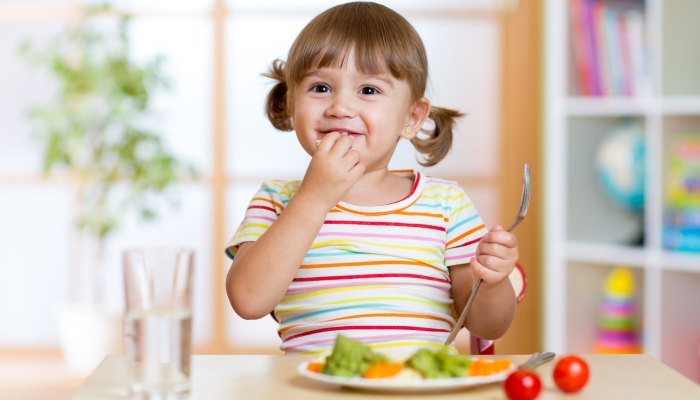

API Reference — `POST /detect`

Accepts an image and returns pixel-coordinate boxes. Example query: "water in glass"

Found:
[123,248,194,398]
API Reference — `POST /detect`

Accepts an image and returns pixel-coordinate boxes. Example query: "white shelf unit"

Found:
[544,0,700,383]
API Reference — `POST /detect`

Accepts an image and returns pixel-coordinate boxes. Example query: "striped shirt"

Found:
[226,170,487,357]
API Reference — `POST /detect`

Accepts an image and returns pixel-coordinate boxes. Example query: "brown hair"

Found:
[264,1,464,166]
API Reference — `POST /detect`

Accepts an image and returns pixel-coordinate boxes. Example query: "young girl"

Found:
[225,2,518,357]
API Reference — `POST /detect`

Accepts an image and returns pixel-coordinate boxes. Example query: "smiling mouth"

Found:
[321,130,365,138]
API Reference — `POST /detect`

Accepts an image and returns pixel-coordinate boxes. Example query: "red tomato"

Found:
[504,370,542,400]
[553,355,590,393]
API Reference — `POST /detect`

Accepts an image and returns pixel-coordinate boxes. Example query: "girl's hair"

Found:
[264,1,464,166]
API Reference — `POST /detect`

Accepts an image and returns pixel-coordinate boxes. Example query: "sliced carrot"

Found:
[468,359,511,376]
[495,359,512,371]
[363,361,403,379]
[307,362,324,373]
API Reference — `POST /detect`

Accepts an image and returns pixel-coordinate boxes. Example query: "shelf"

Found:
[660,98,700,116]
[566,97,650,116]
[660,270,700,382]
[566,97,700,117]
[662,251,700,273]
[567,242,700,273]
[567,241,646,268]
[547,0,700,370]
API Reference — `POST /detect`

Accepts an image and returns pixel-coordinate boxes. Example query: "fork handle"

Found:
[521,352,556,369]
[444,277,482,345]
[444,222,521,345]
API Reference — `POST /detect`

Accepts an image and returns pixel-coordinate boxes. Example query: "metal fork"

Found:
[444,164,531,345]
[520,351,556,370]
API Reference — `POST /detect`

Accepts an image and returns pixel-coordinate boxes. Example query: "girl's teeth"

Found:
[340,131,348,136]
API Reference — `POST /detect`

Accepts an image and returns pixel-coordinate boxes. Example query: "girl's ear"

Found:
[401,97,431,140]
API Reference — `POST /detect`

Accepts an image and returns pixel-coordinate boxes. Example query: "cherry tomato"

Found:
[504,369,541,400]
[553,355,589,393]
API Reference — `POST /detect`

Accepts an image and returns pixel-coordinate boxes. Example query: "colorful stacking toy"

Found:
[594,267,642,354]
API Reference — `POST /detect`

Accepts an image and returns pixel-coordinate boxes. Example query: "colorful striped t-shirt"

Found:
[226,171,487,357]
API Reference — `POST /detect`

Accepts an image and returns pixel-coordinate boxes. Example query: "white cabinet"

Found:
[544,0,700,382]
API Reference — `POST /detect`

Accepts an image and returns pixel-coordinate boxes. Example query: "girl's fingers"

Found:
[477,242,505,258]
[342,149,362,170]
[328,135,354,157]
[316,132,340,151]
[481,230,518,248]
[347,160,365,180]
[470,257,504,283]
[476,254,511,272]
[477,242,518,262]
[316,132,351,153]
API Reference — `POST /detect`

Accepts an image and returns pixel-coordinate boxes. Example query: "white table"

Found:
[71,354,700,399]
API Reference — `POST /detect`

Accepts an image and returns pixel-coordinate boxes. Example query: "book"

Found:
[569,0,646,97]
[571,0,592,95]
[625,10,646,97]
[663,133,700,252]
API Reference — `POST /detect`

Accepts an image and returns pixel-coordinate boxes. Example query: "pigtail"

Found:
[263,59,293,131]
[410,106,465,167]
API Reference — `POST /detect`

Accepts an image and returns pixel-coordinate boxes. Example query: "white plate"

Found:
[296,361,513,393]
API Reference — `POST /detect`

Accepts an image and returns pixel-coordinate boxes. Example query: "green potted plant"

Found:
[20,6,196,373]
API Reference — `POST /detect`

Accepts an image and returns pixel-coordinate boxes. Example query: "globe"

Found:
[595,121,645,213]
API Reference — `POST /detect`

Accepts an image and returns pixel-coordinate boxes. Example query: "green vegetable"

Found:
[321,335,387,377]
[406,348,472,378]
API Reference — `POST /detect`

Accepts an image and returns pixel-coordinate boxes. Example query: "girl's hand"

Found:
[471,225,518,285]
[298,132,365,211]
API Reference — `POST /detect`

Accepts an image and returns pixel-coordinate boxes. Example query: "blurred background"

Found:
[1,0,699,398]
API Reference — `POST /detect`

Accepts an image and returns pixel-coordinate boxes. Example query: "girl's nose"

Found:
[325,91,356,118]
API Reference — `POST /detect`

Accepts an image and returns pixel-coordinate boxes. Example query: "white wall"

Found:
[223,1,502,350]
[0,0,503,351]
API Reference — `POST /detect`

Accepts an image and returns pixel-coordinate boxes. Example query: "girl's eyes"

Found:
[310,84,330,93]
[307,84,382,95]
[359,86,381,95]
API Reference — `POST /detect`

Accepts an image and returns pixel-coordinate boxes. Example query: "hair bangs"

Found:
[263,2,464,166]
[286,2,427,100]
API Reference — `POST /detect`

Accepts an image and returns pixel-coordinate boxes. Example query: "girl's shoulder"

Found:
[420,175,466,198]
[258,179,302,202]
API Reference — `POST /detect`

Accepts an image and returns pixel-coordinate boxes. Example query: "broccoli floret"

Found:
[407,347,472,378]
[321,335,388,377]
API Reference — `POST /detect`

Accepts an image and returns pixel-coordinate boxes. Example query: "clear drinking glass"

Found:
[123,248,194,398]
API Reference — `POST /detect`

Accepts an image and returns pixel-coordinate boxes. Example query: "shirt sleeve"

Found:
[225,181,285,260]
[444,185,488,267]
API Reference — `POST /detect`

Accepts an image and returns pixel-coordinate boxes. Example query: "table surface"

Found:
[71,354,700,400]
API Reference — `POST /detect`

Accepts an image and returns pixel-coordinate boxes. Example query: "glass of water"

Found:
[123,248,194,398]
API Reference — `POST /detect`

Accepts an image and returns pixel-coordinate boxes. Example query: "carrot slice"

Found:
[468,359,511,376]
[363,361,403,379]
[495,359,512,372]
[307,362,324,373]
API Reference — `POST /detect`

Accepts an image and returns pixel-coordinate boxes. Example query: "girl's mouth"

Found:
[321,130,365,139]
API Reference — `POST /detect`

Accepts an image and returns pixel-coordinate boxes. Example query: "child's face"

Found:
[292,55,426,172]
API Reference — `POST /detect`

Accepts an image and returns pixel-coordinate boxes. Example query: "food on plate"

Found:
[308,335,512,380]
[406,348,472,378]
[320,335,388,377]
[306,362,324,373]
[552,355,589,393]
[469,358,513,376]
[504,369,542,400]
[362,361,403,379]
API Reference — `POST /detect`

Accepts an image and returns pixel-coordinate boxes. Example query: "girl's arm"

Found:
[225,191,328,319]
[448,225,518,339]
[226,132,364,320]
